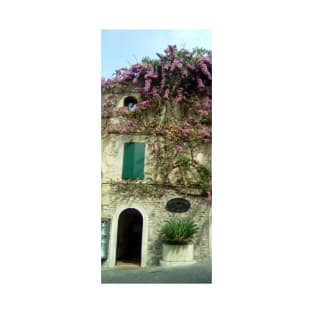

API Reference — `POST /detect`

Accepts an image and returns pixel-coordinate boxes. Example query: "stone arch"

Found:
[116,208,143,264]
[107,206,148,267]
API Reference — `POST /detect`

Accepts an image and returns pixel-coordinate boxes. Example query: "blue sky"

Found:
[101,30,211,78]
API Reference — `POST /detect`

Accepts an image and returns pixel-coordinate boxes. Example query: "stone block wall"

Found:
[101,185,211,267]
[101,126,211,267]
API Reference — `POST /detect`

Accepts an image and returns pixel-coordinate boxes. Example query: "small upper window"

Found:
[124,96,137,112]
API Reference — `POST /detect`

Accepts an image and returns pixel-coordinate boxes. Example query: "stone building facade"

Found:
[101,93,211,268]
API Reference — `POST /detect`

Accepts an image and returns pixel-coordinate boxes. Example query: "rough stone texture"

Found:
[101,179,211,266]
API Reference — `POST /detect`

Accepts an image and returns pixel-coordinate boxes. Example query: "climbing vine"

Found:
[102,45,212,200]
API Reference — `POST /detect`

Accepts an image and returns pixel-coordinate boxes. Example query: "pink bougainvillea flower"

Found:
[140,100,150,108]
[151,89,159,97]
[107,123,118,133]
[117,107,129,114]
[170,60,178,71]
[197,78,205,89]
[163,88,170,100]
[161,78,167,90]
[182,69,188,77]
[168,45,177,53]
[176,96,183,102]
[199,110,209,117]
[176,145,184,153]
[199,129,210,138]
[125,120,137,128]
[144,79,151,92]
[206,191,212,201]
[201,99,207,107]
[200,63,211,78]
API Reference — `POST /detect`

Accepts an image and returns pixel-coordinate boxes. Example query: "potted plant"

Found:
[160,218,198,266]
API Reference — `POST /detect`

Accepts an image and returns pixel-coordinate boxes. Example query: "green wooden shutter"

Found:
[122,142,145,179]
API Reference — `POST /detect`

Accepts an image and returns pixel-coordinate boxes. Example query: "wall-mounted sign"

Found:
[166,198,191,213]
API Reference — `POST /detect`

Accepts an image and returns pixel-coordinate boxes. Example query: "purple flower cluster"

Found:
[198,128,211,143]
[121,120,137,133]
[140,100,150,108]
[164,45,177,54]
[200,63,211,79]
[194,99,211,118]
[102,45,212,108]
[151,89,159,97]
[197,78,205,89]
[144,79,151,92]
[175,125,191,139]
[117,107,129,114]
[155,126,161,134]
[199,129,210,138]
[144,70,158,79]
[163,89,170,100]
[206,190,212,201]
[170,58,183,71]
[176,145,184,153]
[107,122,118,133]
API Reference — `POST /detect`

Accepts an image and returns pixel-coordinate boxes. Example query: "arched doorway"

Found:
[116,208,143,266]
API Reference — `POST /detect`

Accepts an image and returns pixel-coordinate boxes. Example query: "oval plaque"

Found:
[166,198,190,213]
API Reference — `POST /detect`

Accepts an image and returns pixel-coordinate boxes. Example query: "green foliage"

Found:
[176,154,190,168]
[142,56,160,70]
[197,165,211,180]
[160,219,198,245]
[114,180,167,198]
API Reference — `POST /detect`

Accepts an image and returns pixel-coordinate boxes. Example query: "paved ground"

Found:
[101,259,212,284]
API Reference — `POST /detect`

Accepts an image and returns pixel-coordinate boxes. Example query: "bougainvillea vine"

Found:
[102,45,212,200]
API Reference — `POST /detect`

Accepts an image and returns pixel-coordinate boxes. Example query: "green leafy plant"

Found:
[160,219,198,245]
[176,154,190,167]
[197,165,211,180]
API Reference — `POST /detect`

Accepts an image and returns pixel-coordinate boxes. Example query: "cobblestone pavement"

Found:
[101,260,212,284]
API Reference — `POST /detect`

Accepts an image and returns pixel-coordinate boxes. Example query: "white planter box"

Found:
[162,243,194,262]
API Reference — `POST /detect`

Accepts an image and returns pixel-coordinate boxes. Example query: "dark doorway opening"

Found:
[116,208,143,267]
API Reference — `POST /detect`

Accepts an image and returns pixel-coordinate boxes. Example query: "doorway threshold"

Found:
[116,260,140,268]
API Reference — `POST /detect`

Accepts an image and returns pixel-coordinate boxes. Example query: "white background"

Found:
[1,1,313,312]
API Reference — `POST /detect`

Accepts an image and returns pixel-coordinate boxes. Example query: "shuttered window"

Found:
[122,142,145,179]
